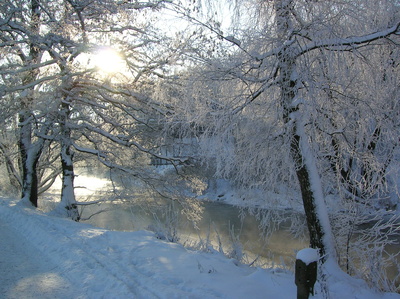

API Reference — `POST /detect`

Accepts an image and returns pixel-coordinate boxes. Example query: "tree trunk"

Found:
[19,142,41,207]
[18,0,42,207]
[291,132,329,258]
[19,111,40,207]
[274,0,336,262]
[60,142,79,221]
[59,97,79,221]
[20,161,40,207]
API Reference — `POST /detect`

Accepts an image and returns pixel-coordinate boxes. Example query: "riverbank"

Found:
[1,197,399,298]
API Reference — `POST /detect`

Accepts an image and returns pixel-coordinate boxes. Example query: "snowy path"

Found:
[0,199,297,299]
[0,201,153,299]
[0,218,78,299]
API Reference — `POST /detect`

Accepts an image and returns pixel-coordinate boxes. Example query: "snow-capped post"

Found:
[295,248,319,299]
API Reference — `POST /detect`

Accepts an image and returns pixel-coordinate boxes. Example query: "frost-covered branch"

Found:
[72,122,189,165]
[296,22,400,57]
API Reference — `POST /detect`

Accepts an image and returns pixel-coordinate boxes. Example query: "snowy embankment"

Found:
[0,198,399,299]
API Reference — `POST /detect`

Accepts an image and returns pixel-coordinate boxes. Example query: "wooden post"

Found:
[295,248,318,299]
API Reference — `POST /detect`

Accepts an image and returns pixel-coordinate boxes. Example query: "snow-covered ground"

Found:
[0,197,399,299]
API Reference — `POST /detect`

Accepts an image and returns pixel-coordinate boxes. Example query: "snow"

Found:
[296,248,319,265]
[0,216,77,298]
[0,197,399,299]
[225,35,241,46]
[297,21,400,56]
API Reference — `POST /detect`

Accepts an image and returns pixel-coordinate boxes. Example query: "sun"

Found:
[93,48,126,74]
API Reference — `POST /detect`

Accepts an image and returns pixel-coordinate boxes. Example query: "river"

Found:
[80,199,308,269]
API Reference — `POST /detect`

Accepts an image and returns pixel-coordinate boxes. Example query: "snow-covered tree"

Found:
[0,0,61,206]
[0,0,191,218]
[169,0,400,268]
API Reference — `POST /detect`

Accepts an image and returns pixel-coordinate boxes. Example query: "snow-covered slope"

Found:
[0,198,398,299]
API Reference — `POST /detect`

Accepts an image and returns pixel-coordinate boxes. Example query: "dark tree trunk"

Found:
[19,111,41,207]
[30,159,39,207]
[291,134,327,257]
[19,147,40,207]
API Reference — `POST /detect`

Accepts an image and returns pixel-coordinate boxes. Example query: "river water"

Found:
[80,199,308,269]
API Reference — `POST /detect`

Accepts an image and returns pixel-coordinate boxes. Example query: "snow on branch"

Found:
[296,22,400,56]
[0,59,58,76]
[225,35,241,47]
[117,0,172,10]
[72,143,107,159]
[3,69,93,95]
[72,122,189,165]
[3,74,60,93]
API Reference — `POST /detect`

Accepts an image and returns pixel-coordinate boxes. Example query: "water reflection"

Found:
[81,200,308,269]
